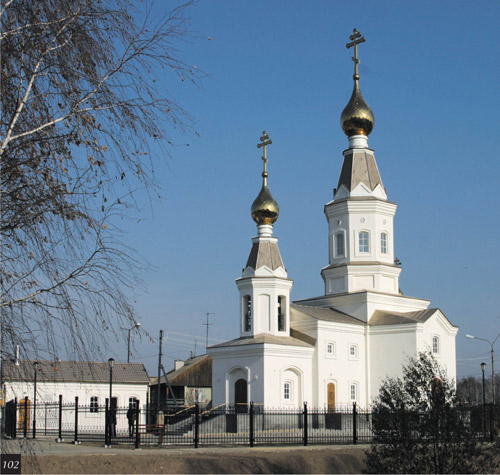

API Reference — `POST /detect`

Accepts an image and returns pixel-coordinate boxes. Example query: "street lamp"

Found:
[466,332,500,405]
[127,322,140,363]
[108,358,114,406]
[481,362,486,436]
[107,358,114,446]
[33,361,39,439]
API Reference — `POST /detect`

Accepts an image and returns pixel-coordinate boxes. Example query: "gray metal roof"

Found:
[291,304,365,326]
[337,149,385,193]
[245,240,284,271]
[151,354,211,387]
[2,360,150,384]
[369,308,451,326]
[209,333,314,349]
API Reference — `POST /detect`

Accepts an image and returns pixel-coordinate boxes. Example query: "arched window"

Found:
[326,342,336,357]
[350,383,358,402]
[359,231,369,253]
[432,335,440,354]
[277,296,285,331]
[90,396,99,413]
[381,232,388,254]
[349,344,359,360]
[243,295,252,331]
[283,381,292,401]
[335,233,345,257]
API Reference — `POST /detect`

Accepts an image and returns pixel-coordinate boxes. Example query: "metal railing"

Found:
[1,398,498,448]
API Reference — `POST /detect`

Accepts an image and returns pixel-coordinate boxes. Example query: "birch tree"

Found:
[0,0,202,361]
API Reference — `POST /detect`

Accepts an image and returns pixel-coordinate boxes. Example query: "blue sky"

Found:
[116,0,500,379]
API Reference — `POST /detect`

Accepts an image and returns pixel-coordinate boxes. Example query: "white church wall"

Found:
[368,325,418,402]
[261,346,314,408]
[316,324,367,408]
[417,313,458,384]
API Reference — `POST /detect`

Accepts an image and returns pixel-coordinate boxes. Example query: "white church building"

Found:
[209,31,458,410]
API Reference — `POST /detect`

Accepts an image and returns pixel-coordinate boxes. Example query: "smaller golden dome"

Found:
[251,181,279,225]
[341,77,375,137]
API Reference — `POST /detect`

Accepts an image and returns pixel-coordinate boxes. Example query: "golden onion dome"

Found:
[251,179,279,225]
[341,76,375,137]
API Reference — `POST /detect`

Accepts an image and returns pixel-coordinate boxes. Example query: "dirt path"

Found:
[3,440,368,474]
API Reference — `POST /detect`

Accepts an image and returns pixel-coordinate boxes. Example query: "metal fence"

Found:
[1,398,498,448]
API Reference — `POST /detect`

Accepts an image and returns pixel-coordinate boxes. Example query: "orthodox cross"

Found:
[257,131,272,183]
[346,28,366,77]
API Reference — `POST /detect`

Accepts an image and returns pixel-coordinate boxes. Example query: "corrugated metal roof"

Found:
[151,354,211,387]
[209,333,314,349]
[291,304,365,325]
[369,308,441,326]
[2,360,150,384]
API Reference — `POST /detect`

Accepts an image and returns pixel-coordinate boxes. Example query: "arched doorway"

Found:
[234,378,247,412]
[327,382,336,411]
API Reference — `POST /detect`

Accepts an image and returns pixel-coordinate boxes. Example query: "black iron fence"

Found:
[1,399,498,448]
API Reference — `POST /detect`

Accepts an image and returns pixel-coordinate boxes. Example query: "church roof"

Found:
[291,304,365,325]
[369,308,457,327]
[209,333,314,349]
[336,149,384,193]
[245,240,284,271]
[2,360,150,384]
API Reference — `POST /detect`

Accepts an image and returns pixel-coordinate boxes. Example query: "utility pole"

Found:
[156,330,163,418]
[203,313,215,353]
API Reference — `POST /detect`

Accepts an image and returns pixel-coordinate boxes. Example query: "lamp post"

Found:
[466,332,500,405]
[108,358,114,444]
[33,361,38,438]
[127,323,140,363]
[481,362,486,437]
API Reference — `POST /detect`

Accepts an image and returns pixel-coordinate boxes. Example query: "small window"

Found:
[381,233,388,254]
[129,397,138,409]
[90,396,99,413]
[283,382,291,401]
[278,296,285,331]
[349,344,358,359]
[335,233,345,257]
[359,232,369,253]
[432,336,440,355]
[350,383,358,402]
[327,342,335,357]
[244,295,252,331]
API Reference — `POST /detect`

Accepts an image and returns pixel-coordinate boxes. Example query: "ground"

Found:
[1,439,367,474]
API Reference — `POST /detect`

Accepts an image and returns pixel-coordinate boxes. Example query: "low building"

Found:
[150,354,212,410]
[2,359,150,434]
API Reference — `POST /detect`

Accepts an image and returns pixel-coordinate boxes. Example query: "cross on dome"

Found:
[346,29,366,79]
[257,131,272,185]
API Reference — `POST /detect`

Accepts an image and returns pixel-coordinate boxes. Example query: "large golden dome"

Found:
[251,181,279,225]
[341,77,375,137]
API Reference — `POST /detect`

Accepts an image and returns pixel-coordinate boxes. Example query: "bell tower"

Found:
[236,132,293,337]
[322,30,401,296]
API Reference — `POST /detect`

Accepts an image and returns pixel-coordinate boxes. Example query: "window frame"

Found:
[432,335,440,355]
[283,381,292,402]
[350,383,358,402]
[334,232,345,258]
[326,341,336,358]
[349,344,359,360]
[277,295,286,332]
[90,396,99,414]
[358,231,370,254]
[380,232,388,255]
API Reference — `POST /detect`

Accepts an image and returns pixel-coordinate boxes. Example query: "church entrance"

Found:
[327,382,336,410]
[325,382,340,429]
[234,378,248,413]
